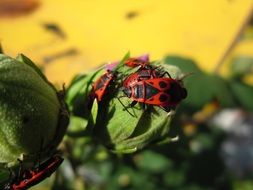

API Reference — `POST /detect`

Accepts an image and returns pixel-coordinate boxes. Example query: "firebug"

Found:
[123,66,171,88]
[88,70,115,109]
[120,77,187,112]
[124,57,149,68]
[4,155,63,190]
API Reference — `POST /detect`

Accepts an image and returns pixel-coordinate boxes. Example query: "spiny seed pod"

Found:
[0,53,69,168]
[67,55,187,153]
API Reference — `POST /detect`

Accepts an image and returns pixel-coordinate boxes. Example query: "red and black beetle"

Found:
[124,57,149,68]
[120,77,187,112]
[123,66,170,88]
[5,155,63,190]
[90,70,115,102]
[88,70,115,109]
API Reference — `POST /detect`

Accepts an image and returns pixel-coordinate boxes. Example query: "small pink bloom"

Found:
[105,61,119,71]
[105,54,150,71]
[137,54,149,62]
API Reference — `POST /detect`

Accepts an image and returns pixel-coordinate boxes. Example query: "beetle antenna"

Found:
[178,72,194,81]
[17,158,24,181]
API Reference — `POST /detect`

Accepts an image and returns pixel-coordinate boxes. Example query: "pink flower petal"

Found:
[105,54,150,71]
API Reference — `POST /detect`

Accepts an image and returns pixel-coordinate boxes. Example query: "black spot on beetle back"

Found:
[167,82,186,102]
[159,94,168,102]
[159,81,167,89]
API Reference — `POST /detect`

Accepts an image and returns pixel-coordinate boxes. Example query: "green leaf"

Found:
[16,54,55,90]
[66,116,88,137]
[163,56,202,73]
[163,170,185,187]
[233,180,253,190]
[183,73,235,109]
[66,98,99,138]
[208,75,236,107]
[229,80,253,111]
[190,133,214,153]
[66,69,103,117]
[162,56,236,109]
[230,56,253,78]
[0,169,9,186]
[136,151,171,172]
[90,99,99,125]
[112,108,172,152]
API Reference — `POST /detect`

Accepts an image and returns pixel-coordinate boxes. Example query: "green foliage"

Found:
[229,80,253,111]
[136,150,172,172]
[164,56,236,109]
[228,55,253,111]
[164,56,202,73]
[230,56,253,78]
[233,180,253,190]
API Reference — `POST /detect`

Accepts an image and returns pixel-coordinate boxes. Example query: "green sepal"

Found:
[66,69,103,118]
[92,59,179,153]
[16,54,56,91]
[66,116,89,137]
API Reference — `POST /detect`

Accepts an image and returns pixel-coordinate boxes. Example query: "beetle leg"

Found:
[141,103,146,110]
[160,71,171,78]
[117,96,125,108]
[117,97,135,117]
[130,101,137,108]
[159,106,171,113]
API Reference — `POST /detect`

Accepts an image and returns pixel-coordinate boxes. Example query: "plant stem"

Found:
[0,43,3,54]
[213,7,253,74]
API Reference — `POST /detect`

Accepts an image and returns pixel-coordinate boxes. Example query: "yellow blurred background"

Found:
[0,0,252,85]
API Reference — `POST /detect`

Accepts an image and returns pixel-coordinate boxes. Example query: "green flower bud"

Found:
[67,55,186,154]
[93,62,185,153]
[0,54,69,168]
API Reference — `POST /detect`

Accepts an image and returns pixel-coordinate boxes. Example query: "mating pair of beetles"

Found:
[89,57,187,114]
